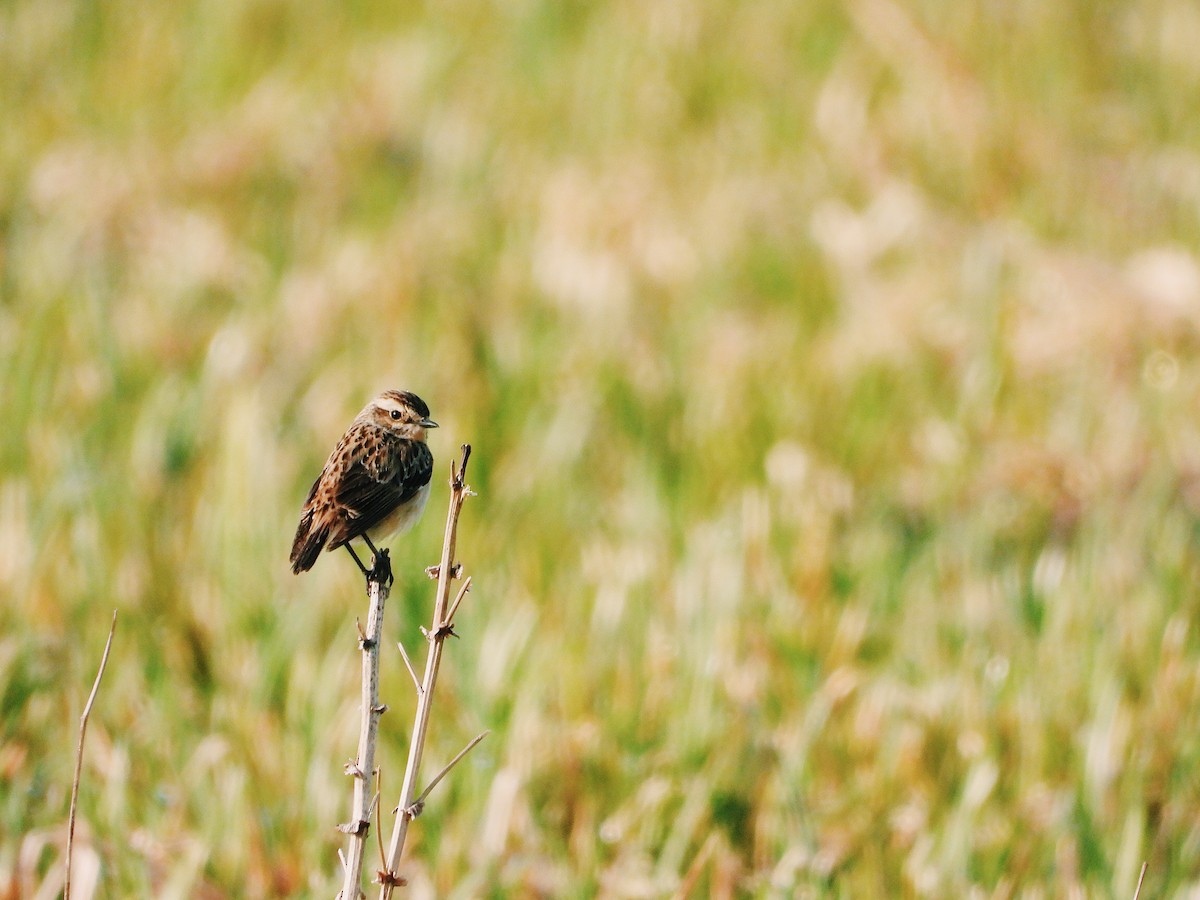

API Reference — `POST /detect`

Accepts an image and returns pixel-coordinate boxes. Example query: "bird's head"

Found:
[364,390,438,440]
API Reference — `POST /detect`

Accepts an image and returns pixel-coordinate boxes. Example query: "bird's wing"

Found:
[329,430,433,546]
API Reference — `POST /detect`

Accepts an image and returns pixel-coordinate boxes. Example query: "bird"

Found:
[290,389,437,581]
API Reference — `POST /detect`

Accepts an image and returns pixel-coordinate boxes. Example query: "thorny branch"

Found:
[338,565,390,899]
[378,445,482,897]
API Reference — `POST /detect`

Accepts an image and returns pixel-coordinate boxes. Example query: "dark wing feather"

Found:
[290,471,331,573]
[327,436,433,548]
[289,505,327,573]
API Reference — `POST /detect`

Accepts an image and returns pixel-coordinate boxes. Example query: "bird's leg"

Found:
[361,533,380,562]
[361,534,392,586]
[344,544,370,578]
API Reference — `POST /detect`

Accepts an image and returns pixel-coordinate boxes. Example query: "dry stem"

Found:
[1132,862,1147,900]
[65,609,117,900]
[338,571,390,899]
[378,445,480,897]
[412,729,489,811]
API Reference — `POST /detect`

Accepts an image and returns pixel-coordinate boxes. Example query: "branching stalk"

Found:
[378,445,480,897]
[338,571,390,899]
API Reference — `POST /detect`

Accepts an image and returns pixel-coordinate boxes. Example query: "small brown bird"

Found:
[290,390,437,579]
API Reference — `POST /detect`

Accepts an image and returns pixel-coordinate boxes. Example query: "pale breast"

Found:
[365,479,431,543]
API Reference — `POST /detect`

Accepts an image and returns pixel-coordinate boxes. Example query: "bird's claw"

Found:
[368,549,393,587]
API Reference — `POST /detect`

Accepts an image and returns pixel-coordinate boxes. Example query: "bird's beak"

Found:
[420,418,438,429]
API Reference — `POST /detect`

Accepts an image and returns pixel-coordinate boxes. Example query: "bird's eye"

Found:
[390,409,402,420]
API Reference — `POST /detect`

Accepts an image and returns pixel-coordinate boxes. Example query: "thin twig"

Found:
[670,832,719,900]
[445,577,473,627]
[379,445,477,897]
[374,776,386,872]
[65,610,117,900]
[411,730,489,812]
[1132,862,1147,900]
[396,641,422,695]
[338,570,390,899]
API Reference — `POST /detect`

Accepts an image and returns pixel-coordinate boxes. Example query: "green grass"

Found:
[5,0,1200,896]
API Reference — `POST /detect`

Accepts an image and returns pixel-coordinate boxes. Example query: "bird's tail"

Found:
[290,514,328,574]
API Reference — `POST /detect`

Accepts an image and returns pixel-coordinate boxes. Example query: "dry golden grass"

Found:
[4,0,1200,896]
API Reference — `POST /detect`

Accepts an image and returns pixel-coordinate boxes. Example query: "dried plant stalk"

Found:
[1132,862,1148,900]
[66,610,117,900]
[338,574,390,899]
[378,445,479,897]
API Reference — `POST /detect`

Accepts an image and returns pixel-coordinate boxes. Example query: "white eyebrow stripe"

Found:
[375,397,406,413]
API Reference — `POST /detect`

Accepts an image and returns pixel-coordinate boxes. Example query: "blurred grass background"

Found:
[4,0,1200,896]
